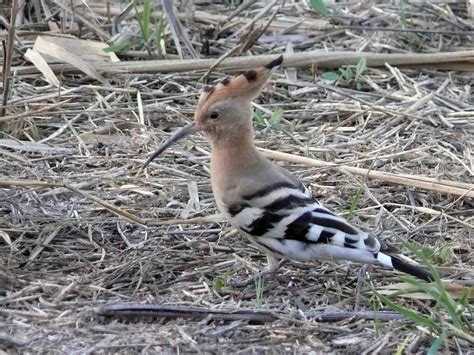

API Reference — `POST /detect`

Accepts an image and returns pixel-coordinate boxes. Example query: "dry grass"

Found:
[1,0,473,353]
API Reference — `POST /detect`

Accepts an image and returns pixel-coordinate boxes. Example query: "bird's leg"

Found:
[354,265,369,311]
[231,255,287,288]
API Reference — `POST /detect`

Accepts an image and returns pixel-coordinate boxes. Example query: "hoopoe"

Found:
[144,55,433,282]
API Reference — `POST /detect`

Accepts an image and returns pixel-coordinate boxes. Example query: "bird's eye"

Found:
[210,111,220,119]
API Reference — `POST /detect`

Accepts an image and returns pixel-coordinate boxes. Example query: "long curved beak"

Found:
[143,121,198,168]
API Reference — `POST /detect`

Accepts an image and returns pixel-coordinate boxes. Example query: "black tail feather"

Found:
[390,254,434,282]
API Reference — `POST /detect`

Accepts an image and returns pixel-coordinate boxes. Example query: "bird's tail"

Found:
[376,251,433,281]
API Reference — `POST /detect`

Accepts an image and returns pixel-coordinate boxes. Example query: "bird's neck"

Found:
[210,122,258,168]
[209,120,262,198]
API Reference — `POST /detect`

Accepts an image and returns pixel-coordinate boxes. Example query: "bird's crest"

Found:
[196,55,283,113]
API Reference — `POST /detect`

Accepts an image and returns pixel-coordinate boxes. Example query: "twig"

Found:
[64,185,147,225]
[1,0,18,121]
[259,148,474,199]
[227,0,278,41]
[53,0,110,41]
[339,25,474,36]
[200,44,243,82]
[161,0,199,59]
[145,213,224,226]
[0,179,147,226]
[95,304,410,323]
[12,50,474,75]
[223,0,255,24]
[307,310,407,322]
[95,304,278,322]
[0,332,29,347]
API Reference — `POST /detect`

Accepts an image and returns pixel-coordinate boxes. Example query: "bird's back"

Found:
[212,150,384,265]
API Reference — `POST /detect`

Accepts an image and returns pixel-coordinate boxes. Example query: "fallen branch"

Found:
[1,0,18,121]
[0,179,146,226]
[259,148,474,199]
[95,304,278,322]
[9,49,474,76]
[95,303,410,322]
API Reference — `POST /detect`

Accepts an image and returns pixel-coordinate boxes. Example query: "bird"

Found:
[144,55,433,282]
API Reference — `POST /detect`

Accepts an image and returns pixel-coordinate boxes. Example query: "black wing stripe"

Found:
[284,211,312,241]
[344,237,359,244]
[311,216,359,235]
[264,195,313,212]
[243,212,286,236]
[344,242,358,249]
[227,203,251,217]
[312,207,336,216]
[318,230,335,243]
[242,182,301,200]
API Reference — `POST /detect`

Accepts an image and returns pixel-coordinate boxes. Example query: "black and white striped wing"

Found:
[225,181,382,264]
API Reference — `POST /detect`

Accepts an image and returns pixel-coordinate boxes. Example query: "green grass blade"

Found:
[134,0,151,43]
[103,41,131,53]
[374,289,439,331]
[269,108,284,129]
[141,0,151,42]
[347,155,377,219]
[321,72,340,81]
[402,242,468,330]
[309,0,330,16]
[252,109,264,125]
[427,334,445,355]
[355,57,367,80]
[155,14,165,56]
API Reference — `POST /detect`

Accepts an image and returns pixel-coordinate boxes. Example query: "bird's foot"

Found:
[230,258,287,288]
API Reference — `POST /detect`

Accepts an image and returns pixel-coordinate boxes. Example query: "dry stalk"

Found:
[259,148,474,198]
[12,49,474,75]
[1,0,18,121]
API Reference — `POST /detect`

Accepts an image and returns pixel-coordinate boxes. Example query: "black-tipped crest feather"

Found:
[265,55,283,69]
[243,70,257,81]
[221,77,230,85]
[203,85,214,93]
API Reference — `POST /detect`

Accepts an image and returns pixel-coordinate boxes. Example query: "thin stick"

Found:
[339,25,474,36]
[95,304,410,322]
[11,49,474,75]
[259,148,474,199]
[65,185,147,225]
[145,213,224,226]
[95,304,278,322]
[0,179,147,226]
[1,0,18,120]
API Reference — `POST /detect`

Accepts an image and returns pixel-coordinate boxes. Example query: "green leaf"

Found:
[321,71,340,81]
[309,0,330,16]
[355,57,367,80]
[427,335,445,355]
[253,109,264,124]
[395,336,410,355]
[347,187,363,219]
[213,276,225,292]
[459,288,470,307]
[374,290,439,331]
[439,246,454,264]
[269,108,284,129]
[155,14,165,56]
[134,0,151,43]
[344,66,354,81]
[402,241,470,330]
[103,41,131,53]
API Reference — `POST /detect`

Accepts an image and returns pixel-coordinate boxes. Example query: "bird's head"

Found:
[143,55,283,168]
